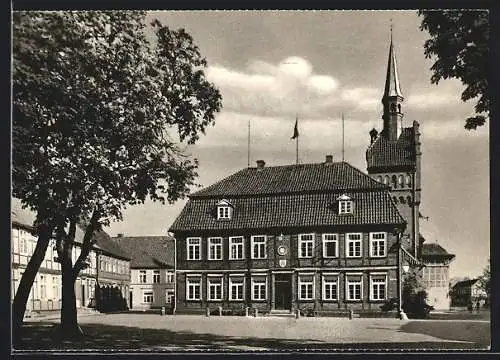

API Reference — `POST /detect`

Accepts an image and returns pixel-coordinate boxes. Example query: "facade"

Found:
[170,159,409,315]
[450,278,487,307]
[170,34,423,316]
[11,198,131,313]
[420,241,455,310]
[113,235,175,311]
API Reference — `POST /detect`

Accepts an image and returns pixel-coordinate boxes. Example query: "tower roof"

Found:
[383,33,403,99]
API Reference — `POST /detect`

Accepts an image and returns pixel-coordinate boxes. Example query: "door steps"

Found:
[266,310,295,317]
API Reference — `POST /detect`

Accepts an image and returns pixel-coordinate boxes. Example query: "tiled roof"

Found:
[366,127,416,170]
[11,198,130,260]
[191,162,387,198]
[113,236,174,269]
[453,278,479,289]
[421,243,455,260]
[170,190,405,232]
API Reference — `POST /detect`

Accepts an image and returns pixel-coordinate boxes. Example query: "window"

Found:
[52,276,59,299]
[166,290,175,304]
[339,200,353,214]
[229,237,244,260]
[186,276,201,300]
[20,236,28,254]
[346,233,362,258]
[40,275,46,299]
[187,237,201,260]
[391,175,397,189]
[398,175,404,187]
[322,234,338,258]
[377,176,382,183]
[166,271,174,283]
[346,277,362,301]
[322,274,338,301]
[385,175,389,185]
[370,232,386,257]
[217,206,231,220]
[298,234,314,258]
[370,274,387,301]
[139,270,147,283]
[229,276,244,301]
[143,291,153,303]
[207,276,223,301]
[406,174,412,187]
[153,270,160,283]
[251,236,267,259]
[298,274,314,300]
[251,276,267,300]
[208,237,223,260]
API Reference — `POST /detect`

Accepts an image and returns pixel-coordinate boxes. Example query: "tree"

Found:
[402,269,433,319]
[418,10,489,130]
[478,259,491,305]
[12,11,222,340]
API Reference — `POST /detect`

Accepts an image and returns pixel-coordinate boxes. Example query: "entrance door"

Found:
[274,274,292,310]
[129,291,133,309]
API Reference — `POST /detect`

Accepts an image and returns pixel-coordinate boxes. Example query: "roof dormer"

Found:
[336,194,354,215]
[216,199,233,220]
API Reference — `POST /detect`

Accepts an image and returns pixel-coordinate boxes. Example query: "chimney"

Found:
[325,155,333,164]
[256,160,266,169]
[369,128,378,144]
[117,233,124,238]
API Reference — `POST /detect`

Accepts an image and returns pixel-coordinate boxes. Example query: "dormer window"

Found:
[216,199,233,220]
[337,194,353,215]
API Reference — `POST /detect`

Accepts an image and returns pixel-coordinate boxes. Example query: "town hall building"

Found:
[169,35,449,316]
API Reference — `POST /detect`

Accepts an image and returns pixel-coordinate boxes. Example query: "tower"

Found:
[366,31,422,259]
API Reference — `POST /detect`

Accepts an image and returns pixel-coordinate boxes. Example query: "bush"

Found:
[380,297,398,312]
[403,290,434,318]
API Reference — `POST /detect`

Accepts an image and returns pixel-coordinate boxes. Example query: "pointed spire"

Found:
[383,22,403,99]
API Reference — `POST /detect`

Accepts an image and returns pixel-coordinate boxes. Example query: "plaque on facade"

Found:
[279,259,287,267]
[277,246,287,256]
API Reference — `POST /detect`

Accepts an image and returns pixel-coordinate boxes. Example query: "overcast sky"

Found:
[106,10,489,279]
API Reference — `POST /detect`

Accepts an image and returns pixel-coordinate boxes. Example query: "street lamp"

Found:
[398,235,410,321]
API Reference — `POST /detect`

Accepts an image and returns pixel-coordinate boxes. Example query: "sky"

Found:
[106,10,490,279]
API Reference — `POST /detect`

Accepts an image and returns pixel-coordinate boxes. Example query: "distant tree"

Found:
[478,260,491,304]
[418,10,489,130]
[12,11,222,340]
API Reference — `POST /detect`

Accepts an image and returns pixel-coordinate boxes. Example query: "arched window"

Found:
[406,174,412,187]
[392,175,397,189]
[392,196,398,204]
[399,196,405,204]
[397,104,401,113]
[407,196,412,206]
[377,176,382,183]
[385,175,389,185]
[398,175,404,187]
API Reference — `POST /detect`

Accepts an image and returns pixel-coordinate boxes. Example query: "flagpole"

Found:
[296,114,299,164]
[342,112,345,162]
[247,119,251,167]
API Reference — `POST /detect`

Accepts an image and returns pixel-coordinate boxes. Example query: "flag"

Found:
[291,117,299,140]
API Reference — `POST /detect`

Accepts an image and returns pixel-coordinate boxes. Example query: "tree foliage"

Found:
[418,10,489,130]
[478,259,491,302]
[12,10,222,337]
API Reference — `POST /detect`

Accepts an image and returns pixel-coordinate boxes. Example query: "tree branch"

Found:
[72,208,100,280]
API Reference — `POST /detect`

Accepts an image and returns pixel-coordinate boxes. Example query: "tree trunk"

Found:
[12,227,51,345]
[59,241,82,339]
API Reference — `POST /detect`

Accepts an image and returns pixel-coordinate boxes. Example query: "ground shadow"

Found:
[13,321,488,352]
[400,321,490,347]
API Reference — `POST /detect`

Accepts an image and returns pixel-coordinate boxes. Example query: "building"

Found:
[169,34,423,316]
[420,240,455,310]
[11,198,131,313]
[450,278,487,308]
[113,235,175,311]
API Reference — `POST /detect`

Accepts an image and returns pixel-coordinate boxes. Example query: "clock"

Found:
[277,246,287,256]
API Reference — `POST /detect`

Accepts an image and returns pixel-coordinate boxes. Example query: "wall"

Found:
[129,268,175,310]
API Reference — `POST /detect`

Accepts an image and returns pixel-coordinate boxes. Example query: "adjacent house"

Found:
[11,198,131,314]
[420,240,455,310]
[450,278,487,308]
[113,235,175,312]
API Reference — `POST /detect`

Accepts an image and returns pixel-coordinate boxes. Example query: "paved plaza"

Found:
[14,313,490,352]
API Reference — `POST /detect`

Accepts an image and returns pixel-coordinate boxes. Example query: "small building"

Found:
[113,235,175,311]
[420,240,455,310]
[11,198,131,314]
[450,278,487,308]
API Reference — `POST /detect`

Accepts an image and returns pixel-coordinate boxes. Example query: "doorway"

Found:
[274,274,292,310]
[129,291,133,309]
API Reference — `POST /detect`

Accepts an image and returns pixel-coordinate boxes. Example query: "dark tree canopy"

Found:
[418,10,489,130]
